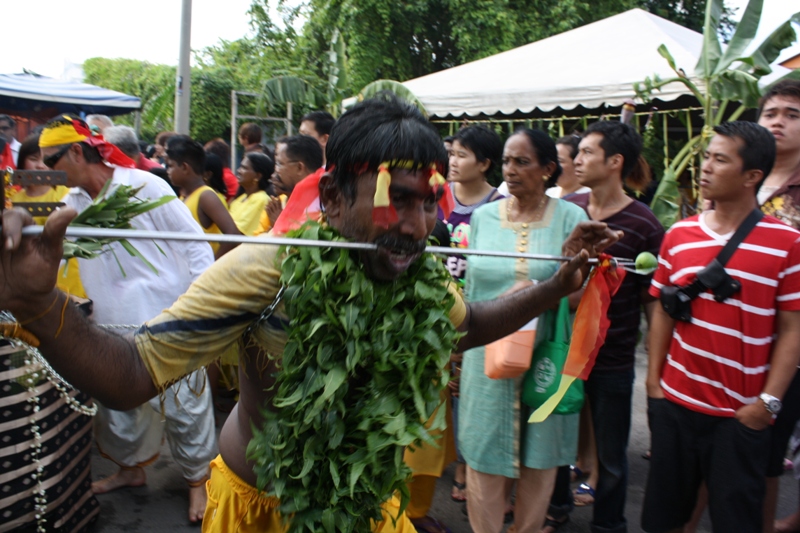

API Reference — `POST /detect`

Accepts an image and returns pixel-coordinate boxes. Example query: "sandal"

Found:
[410,516,451,533]
[542,514,570,533]
[569,465,588,482]
[451,480,467,502]
[573,482,595,507]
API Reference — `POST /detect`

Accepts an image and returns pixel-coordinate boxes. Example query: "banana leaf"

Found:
[357,80,427,116]
[712,0,763,75]
[650,169,683,230]
[695,0,724,77]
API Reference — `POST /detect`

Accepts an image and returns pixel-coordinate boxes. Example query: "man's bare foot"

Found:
[188,483,208,524]
[92,467,146,494]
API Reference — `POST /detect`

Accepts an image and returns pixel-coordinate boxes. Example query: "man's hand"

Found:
[645,378,665,399]
[556,221,623,294]
[1,207,77,317]
[267,197,283,225]
[735,401,772,431]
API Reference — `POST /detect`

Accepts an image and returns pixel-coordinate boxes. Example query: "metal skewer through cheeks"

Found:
[14,225,652,272]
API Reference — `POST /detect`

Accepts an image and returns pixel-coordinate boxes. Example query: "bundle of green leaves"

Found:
[62,180,174,276]
[248,222,461,533]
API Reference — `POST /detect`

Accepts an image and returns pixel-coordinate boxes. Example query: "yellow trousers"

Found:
[202,455,418,532]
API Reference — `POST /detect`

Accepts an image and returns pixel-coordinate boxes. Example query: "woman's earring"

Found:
[542,174,550,181]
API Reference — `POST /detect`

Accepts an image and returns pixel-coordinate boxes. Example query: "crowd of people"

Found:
[0,79,799,533]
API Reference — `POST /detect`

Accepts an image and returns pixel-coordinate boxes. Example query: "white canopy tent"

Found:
[402,9,707,119]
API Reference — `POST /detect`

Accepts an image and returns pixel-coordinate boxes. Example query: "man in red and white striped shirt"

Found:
[642,121,800,533]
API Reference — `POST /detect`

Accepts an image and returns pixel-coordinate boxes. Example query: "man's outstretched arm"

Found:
[1,208,158,409]
[456,220,621,352]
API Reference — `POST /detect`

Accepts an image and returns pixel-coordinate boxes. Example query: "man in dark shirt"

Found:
[562,121,664,533]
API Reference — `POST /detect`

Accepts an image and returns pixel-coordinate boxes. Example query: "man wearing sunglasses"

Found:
[38,114,218,523]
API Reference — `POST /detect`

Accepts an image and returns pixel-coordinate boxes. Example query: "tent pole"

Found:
[663,113,669,169]
[231,91,238,171]
[134,111,142,137]
[174,0,192,134]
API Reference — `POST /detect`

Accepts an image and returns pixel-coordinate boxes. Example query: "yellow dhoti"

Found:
[403,391,457,519]
[203,455,419,532]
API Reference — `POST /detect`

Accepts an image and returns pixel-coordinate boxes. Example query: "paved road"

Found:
[90,342,799,532]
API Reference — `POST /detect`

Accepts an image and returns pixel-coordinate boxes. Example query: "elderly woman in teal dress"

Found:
[460,129,587,533]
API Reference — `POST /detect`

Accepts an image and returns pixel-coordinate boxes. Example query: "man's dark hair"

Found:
[758,79,800,116]
[301,111,335,136]
[556,135,581,160]
[204,138,231,168]
[277,134,323,173]
[429,219,451,247]
[0,114,16,128]
[238,122,263,145]
[204,152,229,197]
[326,95,447,203]
[41,114,102,164]
[453,125,503,186]
[584,121,643,179]
[166,135,206,175]
[513,129,562,189]
[443,135,454,144]
[713,121,776,185]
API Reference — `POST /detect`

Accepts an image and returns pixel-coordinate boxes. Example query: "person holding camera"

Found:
[642,121,800,533]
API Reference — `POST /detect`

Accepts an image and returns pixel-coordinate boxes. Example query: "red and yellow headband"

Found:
[40,115,135,168]
[373,160,454,227]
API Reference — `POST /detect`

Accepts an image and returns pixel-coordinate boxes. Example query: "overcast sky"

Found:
[1,0,797,80]
[1,0,255,77]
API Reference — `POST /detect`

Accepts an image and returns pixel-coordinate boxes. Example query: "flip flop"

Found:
[570,465,588,481]
[410,516,452,533]
[450,480,467,502]
[573,482,595,507]
[542,514,570,533]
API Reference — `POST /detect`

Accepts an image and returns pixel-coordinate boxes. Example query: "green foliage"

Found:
[64,180,174,276]
[642,0,737,39]
[83,58,174,141]
[635,0,800,228]
[272,0,654,98]
[247,221,462,533]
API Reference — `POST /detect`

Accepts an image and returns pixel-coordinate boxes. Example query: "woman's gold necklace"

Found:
[507,194,548,225]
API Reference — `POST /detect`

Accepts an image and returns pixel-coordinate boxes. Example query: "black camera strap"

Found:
[680,208,763,301]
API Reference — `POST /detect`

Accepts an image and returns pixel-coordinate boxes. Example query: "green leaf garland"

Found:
[247,221,461,533]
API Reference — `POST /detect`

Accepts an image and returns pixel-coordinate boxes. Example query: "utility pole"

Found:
[174,0,192,134]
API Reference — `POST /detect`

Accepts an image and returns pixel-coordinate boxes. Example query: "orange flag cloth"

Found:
[529,254,625,423]
[270,168,325,236]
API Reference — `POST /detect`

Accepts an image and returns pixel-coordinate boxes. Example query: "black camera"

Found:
[660,259,740,322]
[695,259,741,302]
[660,286,693,322]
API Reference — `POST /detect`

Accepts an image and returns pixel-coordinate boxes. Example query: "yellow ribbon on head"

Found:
[373,160,443,209]
[39,116,89,148]
[374,163,392,209]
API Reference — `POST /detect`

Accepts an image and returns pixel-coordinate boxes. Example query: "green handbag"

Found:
[522,297,584,415]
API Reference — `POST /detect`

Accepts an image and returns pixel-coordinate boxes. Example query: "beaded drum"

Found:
[0,341,99,533]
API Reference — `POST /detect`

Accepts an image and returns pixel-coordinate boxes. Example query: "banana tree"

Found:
[635,0,800,228]
[325,29,349,117]
[259,75,322,131]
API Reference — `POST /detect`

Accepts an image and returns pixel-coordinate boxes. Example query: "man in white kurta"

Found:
[39,114,217,523]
